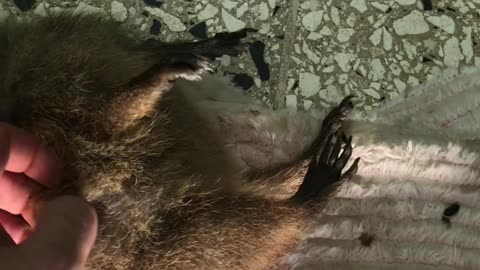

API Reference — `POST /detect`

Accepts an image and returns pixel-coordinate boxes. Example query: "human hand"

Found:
[0,123,98,270]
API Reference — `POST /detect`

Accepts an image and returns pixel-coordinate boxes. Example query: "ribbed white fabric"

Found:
[287,67,480,270]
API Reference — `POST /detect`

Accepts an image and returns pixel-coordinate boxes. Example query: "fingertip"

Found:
[23,196,98,269]
[0,122,62,188]
[25,143,63,188]
[0,210,29,245]
[44,196,98,245]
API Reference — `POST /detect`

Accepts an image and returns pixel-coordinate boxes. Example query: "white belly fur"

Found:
[173,74,324,173]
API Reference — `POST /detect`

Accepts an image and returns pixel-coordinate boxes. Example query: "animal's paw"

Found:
[308,95,355,157]
[292,133,360,203]
[321,94,355,133]
[165,28,256,81]
[292,95,359,203]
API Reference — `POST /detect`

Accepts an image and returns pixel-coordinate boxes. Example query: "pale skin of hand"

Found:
[0,123,98,270]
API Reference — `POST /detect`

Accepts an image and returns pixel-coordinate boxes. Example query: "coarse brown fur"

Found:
[0,13,355,270]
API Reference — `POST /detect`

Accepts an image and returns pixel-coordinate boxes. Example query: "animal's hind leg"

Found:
[103,29,253,135]
[199,92,358,198]
[216,95,357,173]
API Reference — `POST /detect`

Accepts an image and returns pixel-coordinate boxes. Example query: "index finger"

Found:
[0,123,62,188]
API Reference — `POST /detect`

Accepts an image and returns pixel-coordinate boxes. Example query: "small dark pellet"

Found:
[443,203,460,217]
[359,232,375,247]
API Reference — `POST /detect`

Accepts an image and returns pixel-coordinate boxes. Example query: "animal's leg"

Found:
[104,30,253,135]
[200,93,359,199]
[213,95,357,175]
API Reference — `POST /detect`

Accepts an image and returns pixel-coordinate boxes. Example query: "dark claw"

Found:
[328,135,344,167]
[333,136,353,172]
[321,95,356,131]
[319,133,336,164]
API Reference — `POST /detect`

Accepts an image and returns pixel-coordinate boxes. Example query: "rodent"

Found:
[0,12,358,269]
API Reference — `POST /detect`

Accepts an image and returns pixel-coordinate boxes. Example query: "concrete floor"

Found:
[2,0,480,113]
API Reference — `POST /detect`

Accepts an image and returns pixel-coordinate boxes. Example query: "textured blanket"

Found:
[286,66,480,270]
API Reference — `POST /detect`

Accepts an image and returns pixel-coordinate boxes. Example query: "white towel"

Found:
[287,66,480,270]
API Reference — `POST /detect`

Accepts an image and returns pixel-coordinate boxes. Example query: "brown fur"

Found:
[0,13,324,269]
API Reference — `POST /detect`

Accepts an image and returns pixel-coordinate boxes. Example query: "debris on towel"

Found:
[442,202,460,227]
[443,202,460,217]
[359,232,375,247]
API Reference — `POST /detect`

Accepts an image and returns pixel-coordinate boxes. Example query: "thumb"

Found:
[21,196,98,270]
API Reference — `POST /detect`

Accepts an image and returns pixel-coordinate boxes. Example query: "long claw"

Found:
[328,134,344,167]
[319,133,336,164]
[334,136,353,172]
[309,121,341,158]
[342,158,360,181]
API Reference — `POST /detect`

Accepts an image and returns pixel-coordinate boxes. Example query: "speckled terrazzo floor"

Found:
[2,0,480,113]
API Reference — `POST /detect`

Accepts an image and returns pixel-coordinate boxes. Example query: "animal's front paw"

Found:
[292,132,360,203]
